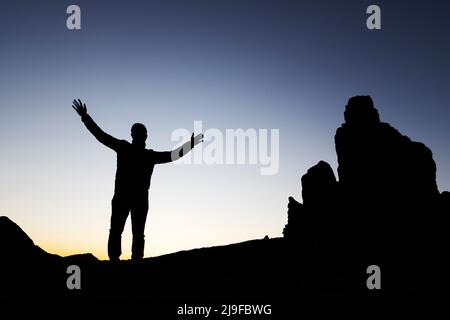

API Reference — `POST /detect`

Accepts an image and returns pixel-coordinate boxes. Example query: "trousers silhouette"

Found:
[108,192,149,260]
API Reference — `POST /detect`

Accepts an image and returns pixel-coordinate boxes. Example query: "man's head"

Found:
[131,123,147,144]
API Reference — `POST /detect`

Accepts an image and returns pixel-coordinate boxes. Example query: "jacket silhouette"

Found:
[72,99,203,261]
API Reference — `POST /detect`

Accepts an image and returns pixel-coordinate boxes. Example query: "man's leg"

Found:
[130,194,149,260]
[108,195,129,261]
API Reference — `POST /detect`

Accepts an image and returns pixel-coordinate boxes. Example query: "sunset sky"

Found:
[1,0,449,260]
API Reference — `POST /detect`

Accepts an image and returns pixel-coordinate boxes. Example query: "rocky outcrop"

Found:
[283,196,303,240]
[335,96,439,219]
[284,96,449,261]
[283,161,341,251]
[0,216,46,261]
[301,161,337,210]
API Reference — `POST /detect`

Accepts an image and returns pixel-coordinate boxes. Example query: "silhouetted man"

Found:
[72,99,203,261]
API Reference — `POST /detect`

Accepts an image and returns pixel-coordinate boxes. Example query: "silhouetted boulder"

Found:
[343,95,380,127]
[283,161,341,251]
[0,216,64,298]
[283,196,303,240]
[284,95,448,266]
[301,160,337,212]
[0,216,42,260]
[335,96,439,218]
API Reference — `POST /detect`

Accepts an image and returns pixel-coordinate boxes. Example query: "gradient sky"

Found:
[0,0,449,260]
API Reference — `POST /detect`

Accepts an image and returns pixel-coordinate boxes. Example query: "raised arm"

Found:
[153,133,204,164]
[72,99,121,151]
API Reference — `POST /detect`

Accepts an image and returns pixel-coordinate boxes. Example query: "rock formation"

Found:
[284,96,449,265]
[335,96,439,218]
[283,161,340,250]
[0,216,48,261]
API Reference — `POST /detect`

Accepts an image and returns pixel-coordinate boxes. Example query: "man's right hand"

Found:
[72,99,87,117]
